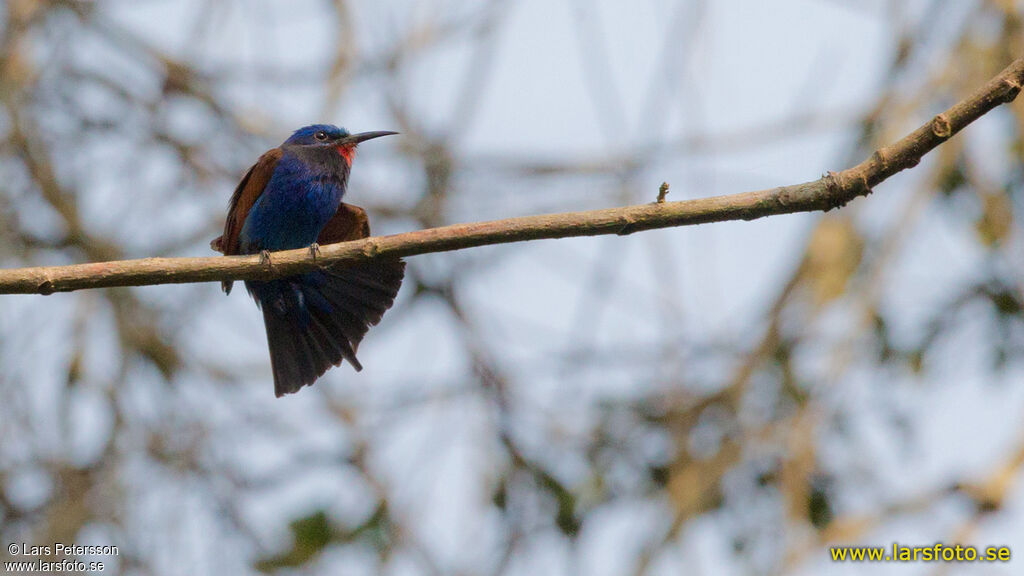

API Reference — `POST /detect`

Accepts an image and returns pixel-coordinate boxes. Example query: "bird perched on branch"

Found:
[211,125,404,397]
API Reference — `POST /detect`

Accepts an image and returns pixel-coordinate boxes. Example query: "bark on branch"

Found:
[2,57,1023,296]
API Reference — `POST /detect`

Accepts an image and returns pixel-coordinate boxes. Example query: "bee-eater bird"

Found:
[211,124,404,397]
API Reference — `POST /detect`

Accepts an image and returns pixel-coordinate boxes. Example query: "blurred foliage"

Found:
[256,503,393,571]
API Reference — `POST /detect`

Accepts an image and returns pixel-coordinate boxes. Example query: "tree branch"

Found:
[3,57,1023,296]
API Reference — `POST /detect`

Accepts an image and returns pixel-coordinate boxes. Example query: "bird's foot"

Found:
[308,242,321,260]
[259,250,273,268]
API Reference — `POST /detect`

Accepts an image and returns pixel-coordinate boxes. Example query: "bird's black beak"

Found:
[339,131,398,146]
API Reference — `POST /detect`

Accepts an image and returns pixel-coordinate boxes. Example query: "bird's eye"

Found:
[314,131,328,141]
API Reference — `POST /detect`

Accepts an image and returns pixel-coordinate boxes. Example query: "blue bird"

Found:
[211,124,404,397]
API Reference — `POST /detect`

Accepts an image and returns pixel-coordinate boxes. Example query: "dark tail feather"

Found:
[251,258,405,397]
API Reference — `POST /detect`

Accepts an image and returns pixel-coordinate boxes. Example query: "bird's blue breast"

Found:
[239,152,347,253]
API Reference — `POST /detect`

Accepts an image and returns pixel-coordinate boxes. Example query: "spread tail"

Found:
[250,259,405,397]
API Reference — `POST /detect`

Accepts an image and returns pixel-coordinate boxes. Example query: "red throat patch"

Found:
[336,144,356,164]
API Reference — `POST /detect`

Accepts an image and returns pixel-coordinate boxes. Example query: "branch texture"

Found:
[3,57,1023,296]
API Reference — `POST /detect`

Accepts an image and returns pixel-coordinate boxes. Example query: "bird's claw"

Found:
[259,250,273,267]
[308,242,321,260]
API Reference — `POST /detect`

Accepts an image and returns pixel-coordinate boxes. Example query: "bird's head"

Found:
[284,124,397,164]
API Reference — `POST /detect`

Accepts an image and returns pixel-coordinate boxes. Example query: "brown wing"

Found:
[210,148,282,294]
[214,148,283,256]
[316,202,372,244]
